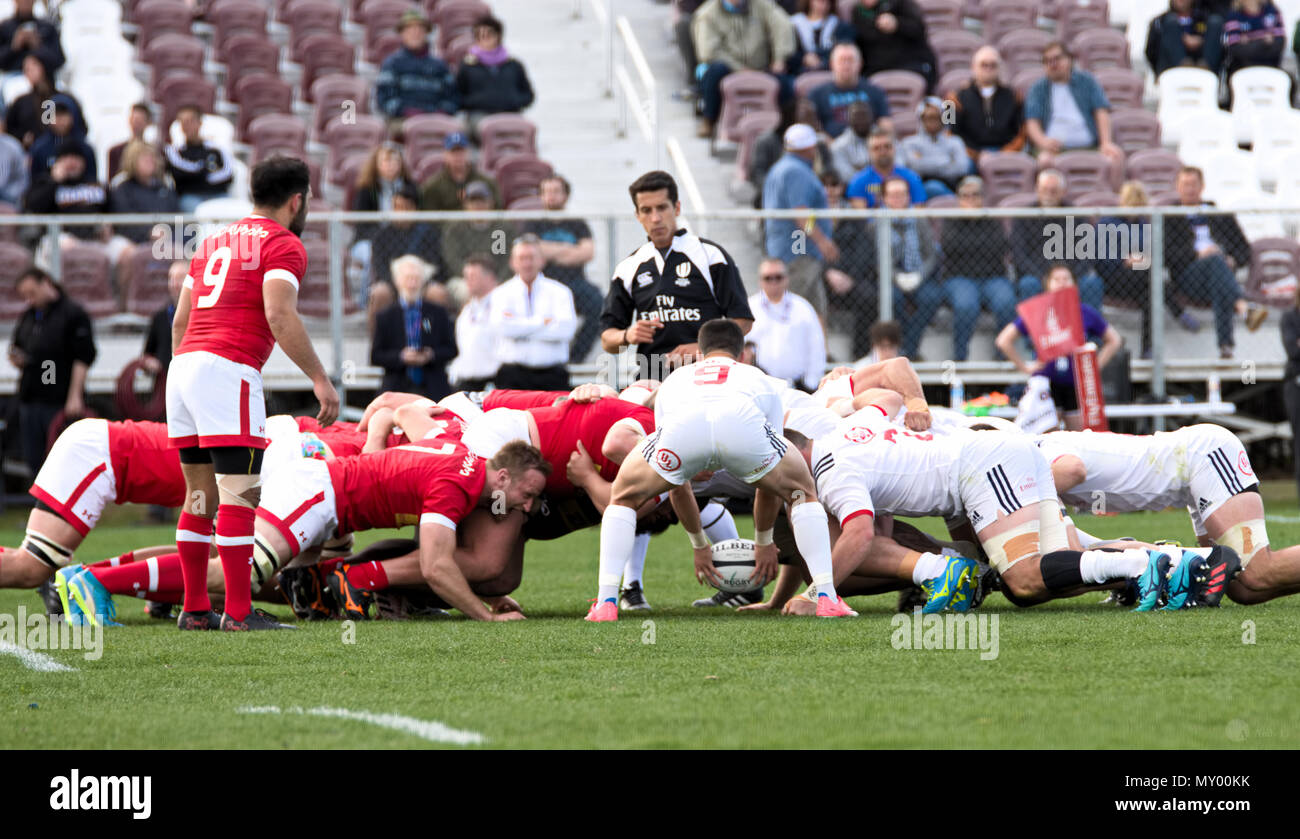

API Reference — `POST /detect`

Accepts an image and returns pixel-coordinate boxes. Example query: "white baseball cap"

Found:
[783,123,818,151]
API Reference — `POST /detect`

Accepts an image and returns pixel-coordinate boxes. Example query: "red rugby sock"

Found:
[176,512,214,613]
[216,504,257,622]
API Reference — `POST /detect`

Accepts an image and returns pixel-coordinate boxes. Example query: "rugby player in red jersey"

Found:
[166,157,338,631]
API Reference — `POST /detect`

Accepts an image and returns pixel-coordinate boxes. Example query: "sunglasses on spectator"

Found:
[760,272,787,281]
[1043,53,1067,64]
[958,189,982,197]
[977,60,999,68]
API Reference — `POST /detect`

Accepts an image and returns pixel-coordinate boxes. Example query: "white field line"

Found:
[1266,515,1300,523]
[0,641,77,672]
[236,705,485,746]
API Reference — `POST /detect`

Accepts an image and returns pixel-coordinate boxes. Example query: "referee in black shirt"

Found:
[600,171,753,380]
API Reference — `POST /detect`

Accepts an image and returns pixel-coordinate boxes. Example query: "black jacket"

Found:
[1010,202,1093,280]
[111,178,181,242]
[942,216,1009,279]
[0,14,64,74]
[849,0,935,83]
[11,288,96,404]
[145,304,175,371]
[24,173,107,239]
[1163,203,1252,279]
[370,300,458,400]
[456,55,535,113]
[950,80,1024,153]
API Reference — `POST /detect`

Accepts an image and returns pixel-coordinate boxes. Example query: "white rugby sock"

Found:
[700,501,738,542]
[622,532,650,588]
[790,503,837,601]
[1079,548,1150,583]
[912,551,948,585]
[598,505,638,603]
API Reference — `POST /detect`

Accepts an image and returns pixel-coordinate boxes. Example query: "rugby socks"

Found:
[91,553,184,600]
[1078,548,1150,584]
[215,505,256,622]
[700,501,739,542]
[911,551,948,585]
[598,504,637,603]
[346,560,389,591]
[622,532,650,588]
[176,512,214,613]
[85,550,136,570]
[790,503,838,601]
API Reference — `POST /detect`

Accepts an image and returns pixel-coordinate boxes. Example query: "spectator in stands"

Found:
[867,319,901,362]
[691,0,796,138]
[673,1,707,95]
[846,126,926,208]
[899,97,972,199]
[524,175,602,362]
[940,175,1015,361]
[107,103,152,182]
[764,123,837,323]
[0,115,27,204]
[166,105,232,213]
[1165,165,1266,358]
[808,43,890,138]
[948,46,1025,159]
[995,263,1122,420]
[830,101,874,182]
[747,256,827,390]
[368,182,442,315]
[490,235,577,391]
[23,143,106,243]
[448,254,501,391]
[1024,42,1124,170]
[6,55,84,149]
[789,0,853,74]
[0,0,65,76]
[350,143,415,306]
[1010,168,1103,310]
[750,99,834,206]
[846,0,936,87]
[142,260,186,377]
[9,267,95,474]
[1283,285,1300,498]
[822,168,879,358]
[376,9,458,134]
[30,100,97,182]
[881,176,943,359]
[1223,0,1285,80]
[371,254,458,400]
[419,131,500,210]
[456,14,535,136]
[441,180,514,283]
[1145,0,1225,75]
[109,141,180,244]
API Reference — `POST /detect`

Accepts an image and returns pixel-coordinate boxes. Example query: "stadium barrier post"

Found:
[876,209,893,322]
[329,217,346,407]
[1150,211,1166,432]
[47,221,61,281]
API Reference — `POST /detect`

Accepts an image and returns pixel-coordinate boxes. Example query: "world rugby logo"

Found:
[844,426,874,444]
[655,448,682,471]
[676,262,691,277]
[1239,452,1254,476]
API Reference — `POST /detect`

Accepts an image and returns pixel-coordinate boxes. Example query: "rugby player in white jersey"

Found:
[587,319,856,620]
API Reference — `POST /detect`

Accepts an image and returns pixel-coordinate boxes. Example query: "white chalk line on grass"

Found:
[1267,515,1300,524]
[0,641,77,672]
[237,705,485,746]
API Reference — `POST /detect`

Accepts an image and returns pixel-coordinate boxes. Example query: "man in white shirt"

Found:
[490,235,578,391]
[448,255,500,391]
[747,257,826,391]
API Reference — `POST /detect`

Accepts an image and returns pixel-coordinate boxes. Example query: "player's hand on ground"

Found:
[567,440,598,485]
[491,610,526,621]
[754,542,778,586]
[782,597,817,617]
[737,599,775,612]
[485,594,523,615]
[903,398,932,431]
[626,318,663,345]
[694,546,723,587]
[314,376,340,427]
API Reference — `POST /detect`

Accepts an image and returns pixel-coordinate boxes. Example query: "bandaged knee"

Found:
[22,529,74,569]
[981,521,1041,573]
[1217,519,1269,566]
[216,473,262,508]
[251,535,282,590]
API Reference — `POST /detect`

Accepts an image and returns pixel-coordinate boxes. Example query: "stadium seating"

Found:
[287,0,345,63]
[157,75,217,131]
[300,35,357,101]
[979,151,1038,205]
[1156,68,1219,146]
[434,0,491,56]
[793,70,833,101]
[1198,150,1261,202]
[1253,110,1300,189]
[1056,0,1110,44]
[361,0,418,60]
[1229,67,1294,144]
[735,110,780,183]
[929,29,984,78]
[209,0,270,61]
[478,113,538,173]
[310,74,370,135]
[997,28,1054,78]
[323,115,386,176]
[1125,148,1183,194]
[235,74,295,140]
[1247,237,1300,304]
[494,154,554,207]
[120,246,175,318]
[1093,67,1145,108]
[143,34,206,100]
[716,71,780,146]
[936,68,971,98]
[0,242,34,320]
[60,246,117,320]
[1173,108,1236,168]
[223,36,282,102]
[134,0,194,50]
[982,0,1037,46]
[1070,28,1129,71]
[1073,190,1120,208]
[916,0,962,32]
[1053,150,1120,201]
[413,153,444,184]
[868,70,928,116]
[402,113,466,164]
[249,113,309,162]
[1109,107,1161,155]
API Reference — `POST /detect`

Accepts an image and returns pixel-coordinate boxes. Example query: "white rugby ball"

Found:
[710,538,760,593]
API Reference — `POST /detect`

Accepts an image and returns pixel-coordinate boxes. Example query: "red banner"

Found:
[1072,344,1108,431]
[1015,286,1085,364]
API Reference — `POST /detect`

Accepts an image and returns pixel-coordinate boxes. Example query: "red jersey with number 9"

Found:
[176,215,307,370]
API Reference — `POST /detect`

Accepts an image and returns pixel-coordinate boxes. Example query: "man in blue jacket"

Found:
[375,9,458,134]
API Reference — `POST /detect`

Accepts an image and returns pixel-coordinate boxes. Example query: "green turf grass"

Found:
[3,482,1300,749]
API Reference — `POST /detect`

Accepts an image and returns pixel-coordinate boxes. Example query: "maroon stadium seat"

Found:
[412,152,444,184]
[929,29,984,78]
[1092,67,1144,108]
[716,70,780,145]
[249,113,309,162]
[361,0,417,57]
[324,114,386,175]
[143,33,205,99]
[439,30,475,68]
[235,74,293,140]
[997,27,1054,78]
[1052,150,1120,200]
[308,158,323,198]
[0,242,34,320]
[1247,237,1300,303]
[478,113,538,173]
[302,197,336,241]
[507,194,545,210]
[433,0,490,55]
[224,36,282,101]
[60,245,118,319]
[120,245,174,317]
[1056,1,1110,44]
[1072,190,1120,208]
[300,34,358,100]
[310,74,370,135]
[916,0,963,32]
[368,31,404,65]
[1109,107,1160,154]
[867,70,928,116]
[135,0,194,51]
[493,154,554,207]
[1010,68,1044,101]
[982,0,1037,47]
[402,113,464,163]
[979,151,1038,205]
[936,68,971,98]
[287,0,344,63]
[157,75,217,131]
[298,238,337,317]
[1125,148,1184,194]
[1070,27,1130,71]
[208,0,269,61]
[794,70,834,101]
[890,109,919,139]
[735,110,780,183]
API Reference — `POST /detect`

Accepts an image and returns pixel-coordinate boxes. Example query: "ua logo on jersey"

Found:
[655,448,682,472]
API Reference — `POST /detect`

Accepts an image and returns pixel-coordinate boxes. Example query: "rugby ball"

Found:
[710,538,760,593]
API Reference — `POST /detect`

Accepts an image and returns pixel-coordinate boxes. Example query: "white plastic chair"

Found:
[1173,108,1237,165]
[1157,68,1221,145]
[1250,108,1300,188]
[1230,67,1294,144]
[1199,149,1262,201]
[1214,189,1286,241]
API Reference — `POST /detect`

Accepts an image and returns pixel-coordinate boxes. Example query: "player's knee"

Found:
[216,473,262,509]
[999,566,1048,604]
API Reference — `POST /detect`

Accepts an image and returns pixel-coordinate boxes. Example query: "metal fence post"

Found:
[876,213,893,322]
[1149,211,1165,432]
[328,218,346,408]
[46,221,61,281]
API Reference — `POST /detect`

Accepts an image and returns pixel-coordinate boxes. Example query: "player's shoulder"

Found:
[613,241,656,282]
[695,236,734,267]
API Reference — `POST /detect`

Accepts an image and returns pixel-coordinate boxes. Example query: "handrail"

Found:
[612,14,659,168]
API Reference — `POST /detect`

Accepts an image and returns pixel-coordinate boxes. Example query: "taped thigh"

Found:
[1216,518,1269,567]
[981,520,1042,574]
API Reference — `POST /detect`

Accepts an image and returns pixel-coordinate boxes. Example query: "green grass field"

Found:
[4,483,1300,749]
